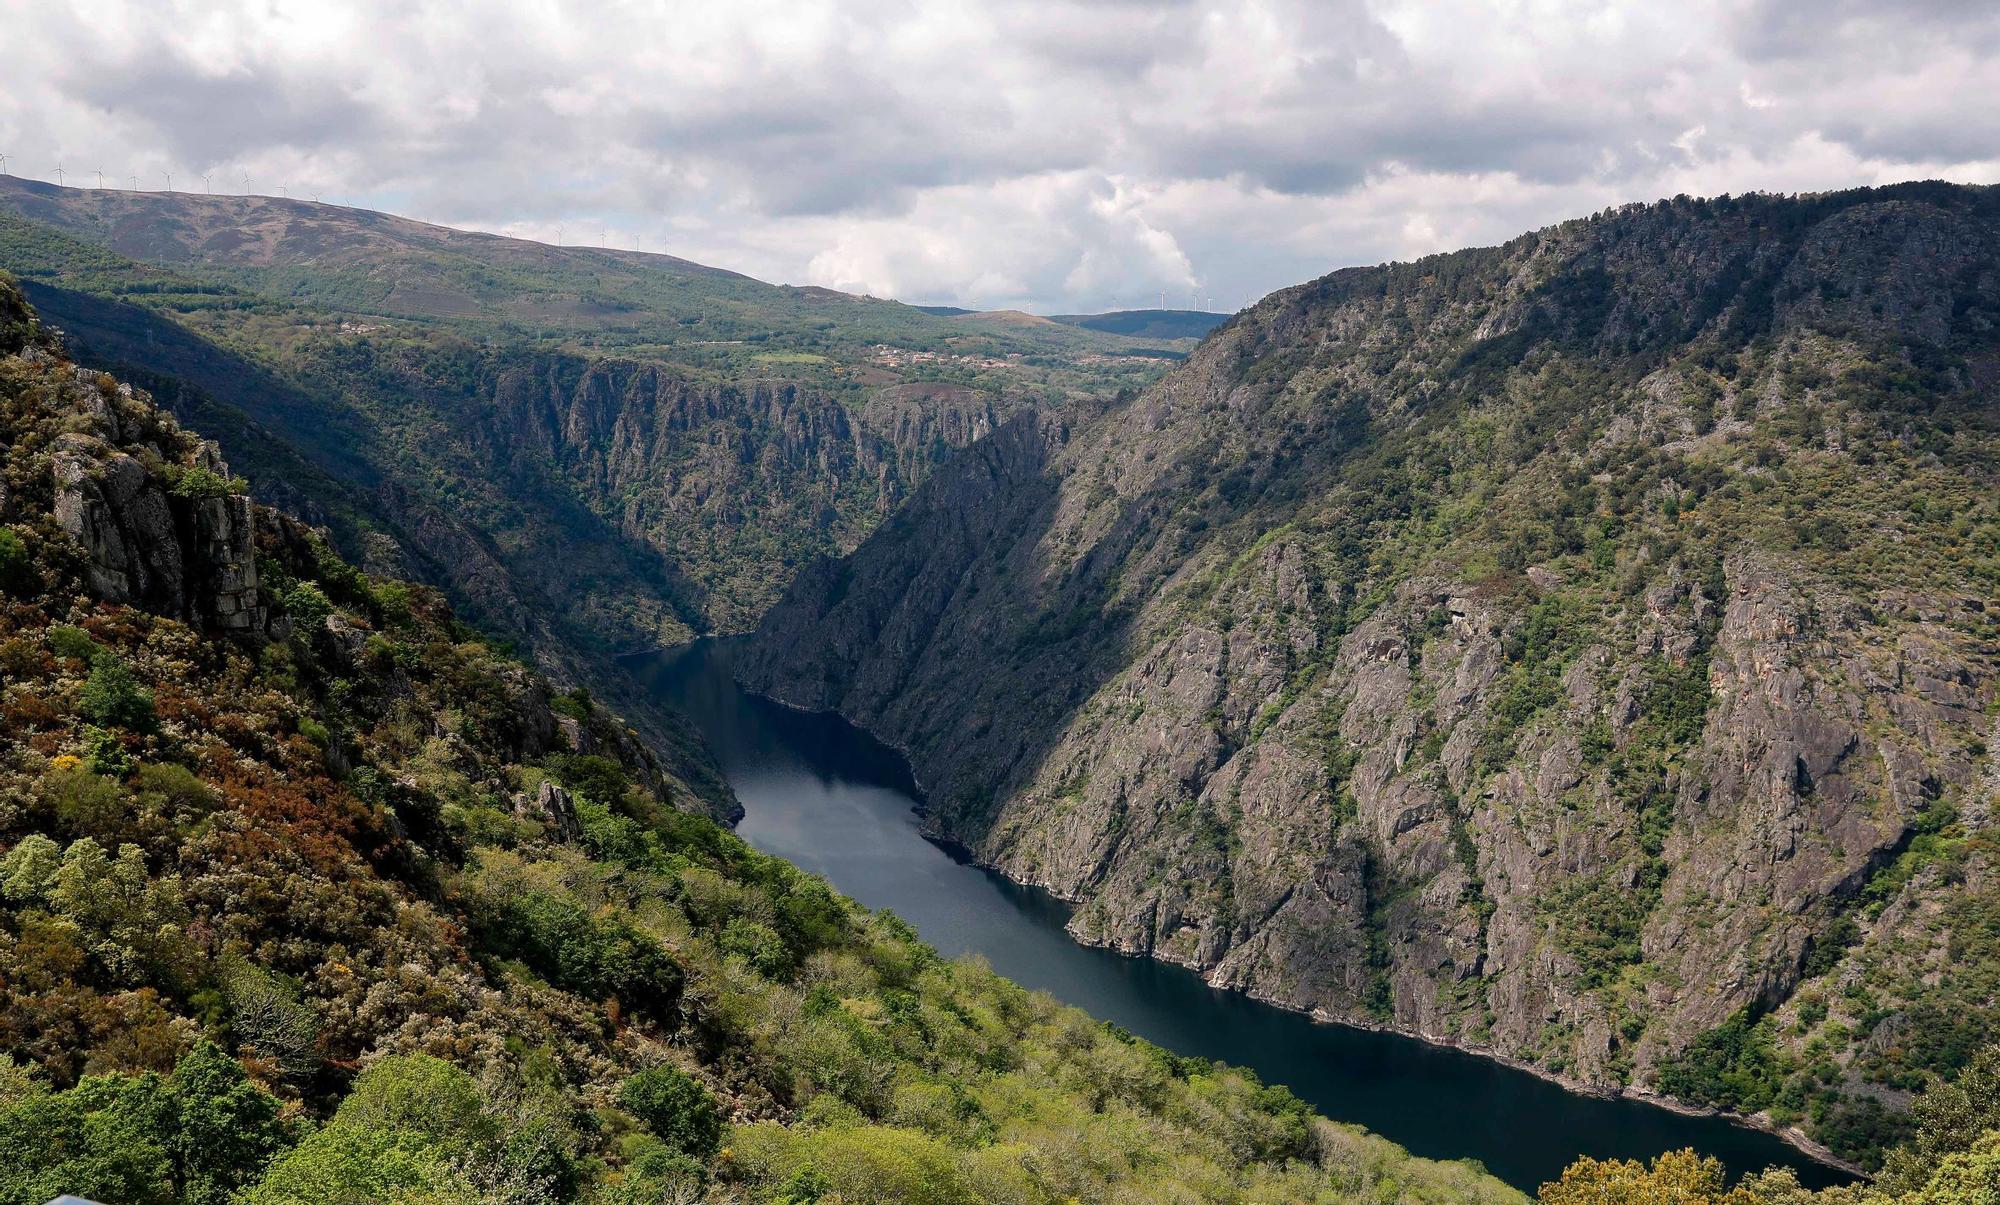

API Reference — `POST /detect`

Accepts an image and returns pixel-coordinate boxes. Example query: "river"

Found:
[627,638,1853,1194]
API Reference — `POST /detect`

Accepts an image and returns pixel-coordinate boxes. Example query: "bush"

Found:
[0,528,32,594]
[79,657,155,730]
[1653,1009,1785,1113]
[550,687,593,722]
[41,766,125,836]
[280,582,333,633]
[549,753,631,806]
[1538,1148,1739,1204]
[47,624,102,663]
[618,1067,722,1158]
[335,1056,495,1151]
[747,1125,978,1205]
[1878,1046,2000,1193]
[164,465,245,500]
[722,918,795,978]
[486,892,683,1011]
[0,1041,290,1205]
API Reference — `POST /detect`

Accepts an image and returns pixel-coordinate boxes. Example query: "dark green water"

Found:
[629,639,1854,1194]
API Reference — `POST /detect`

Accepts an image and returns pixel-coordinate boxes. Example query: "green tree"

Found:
[79,656,155,730]
[1879,1047,2000,1195]
[168,1039,291,1203]
[46,623,100,663]
[333,1055,495,1151]
[0,527,32,594]
[0,1044,289,1205]
[618,1066,722,1158]
[244,1056,494,1205]
[281,581,334,632]
[0,1079,172,1205]
[241,1127,481,1205]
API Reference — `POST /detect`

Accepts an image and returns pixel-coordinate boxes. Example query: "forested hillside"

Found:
[0,274,1529,1203]
[743,182,2000,1168]
[0,177,1209,740]
[0,206,1039,659]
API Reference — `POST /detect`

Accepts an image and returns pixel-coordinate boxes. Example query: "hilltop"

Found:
[0,177,1201,387]
[1051,309,1233,340]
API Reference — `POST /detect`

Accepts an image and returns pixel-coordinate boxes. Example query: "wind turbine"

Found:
[53,163,64,186]
[280,183,287,198]
[201,173,211,194]
[242,174,251,195]
[128,174,137,191]
[0,152,8,176]
[95,168,104,188]
[555,224,563,247]
[163,171,172,192]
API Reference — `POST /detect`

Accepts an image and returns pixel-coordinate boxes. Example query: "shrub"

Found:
[618,1067,722,1158]
[0,528,32,594]
[42,765,125,835]
[80,657,155,730]
[48,624,102,663]
[280,582,333,633]
[1538,1148,1743,1204]
[1652,1009,1785,1113]
[486,892,683,1011]
[722,918,795,978]
[549,753,631,806]
[131,762,218,824]
[550,687,593,722]
[1878,1046,2000,1194]
[334,1056,495,1151]
[0,1041,290,1205]
[164,465,245,500]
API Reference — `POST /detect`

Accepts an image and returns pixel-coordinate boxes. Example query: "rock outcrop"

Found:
[22,351,269,634]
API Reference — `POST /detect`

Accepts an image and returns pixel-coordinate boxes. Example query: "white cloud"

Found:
[0,0,1994,312]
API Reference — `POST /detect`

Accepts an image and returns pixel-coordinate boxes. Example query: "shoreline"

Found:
[637,640,1866,1181]
[925,815,1867,1180]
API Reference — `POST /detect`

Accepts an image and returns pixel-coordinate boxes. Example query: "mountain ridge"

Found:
[741,180,2000,1169]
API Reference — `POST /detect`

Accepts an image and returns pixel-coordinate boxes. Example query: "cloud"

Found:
[0,0,1994,312]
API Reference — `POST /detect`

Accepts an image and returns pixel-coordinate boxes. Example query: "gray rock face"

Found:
[741,183,2000,1145]
[519,779,583,842]
[478,357,1020,636]
[52,428,264,631]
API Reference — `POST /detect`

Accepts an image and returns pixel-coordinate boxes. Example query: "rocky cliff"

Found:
[743,182,2000,1167]
[3,289,267,636]
[22,273,1014,648]
[0,273,719,813]
[476,356,1011,634]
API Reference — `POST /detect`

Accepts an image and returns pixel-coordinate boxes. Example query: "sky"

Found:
[2,0,1996,314]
